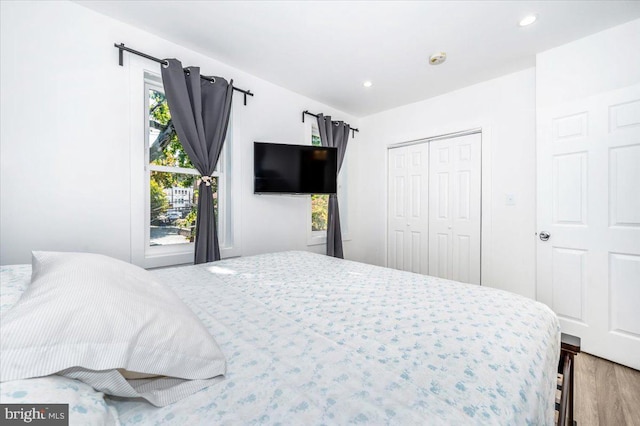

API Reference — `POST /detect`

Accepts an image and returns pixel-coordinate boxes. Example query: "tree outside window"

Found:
[310,132,329,231]
[148,88,218,246]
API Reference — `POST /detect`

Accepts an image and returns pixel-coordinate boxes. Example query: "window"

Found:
[307,121,349,246]
[310,129,329,233]
[140,71,234,266]
[147,86,215,247]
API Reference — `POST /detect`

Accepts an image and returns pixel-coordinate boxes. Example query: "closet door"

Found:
[428,133,481,284]
[387,144,429,273]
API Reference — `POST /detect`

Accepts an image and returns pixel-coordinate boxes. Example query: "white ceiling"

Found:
[78,1,640,117]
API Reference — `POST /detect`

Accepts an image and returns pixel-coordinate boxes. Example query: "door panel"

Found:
[394,230,404,270]
[429,133,481,284]
[456,235,471,283]
[552,152,588,225]
[537,84,640,370]
[456,170,470,219]
[609,253,640,337]
[410,232,421,274]
[394,175,405,218]
[437,173,449,219]
[388,149,406,271]
[609,144,640,227]
[388,144,429,273]
[551,247,586,322]
[436,233,449,278]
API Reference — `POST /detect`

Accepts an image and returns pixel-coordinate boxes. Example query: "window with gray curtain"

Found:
[145,73,234,258]
[160,59,234,264]
[316,114,350,258]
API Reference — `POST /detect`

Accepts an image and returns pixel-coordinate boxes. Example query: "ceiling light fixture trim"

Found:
[519,14,538,27]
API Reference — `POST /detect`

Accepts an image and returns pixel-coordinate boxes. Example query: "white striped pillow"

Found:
[0,251,226,407]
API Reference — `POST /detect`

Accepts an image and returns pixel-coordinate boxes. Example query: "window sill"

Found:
[144,249,194,269]
[307,232,352,247]
[143,244,240,268]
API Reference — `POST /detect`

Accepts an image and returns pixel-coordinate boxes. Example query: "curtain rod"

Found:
[302,110,359,138]
[114,43,254,105]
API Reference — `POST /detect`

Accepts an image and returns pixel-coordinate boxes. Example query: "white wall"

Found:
[0,1,358,265]
[537,18,640,107]
[351,69,537,299]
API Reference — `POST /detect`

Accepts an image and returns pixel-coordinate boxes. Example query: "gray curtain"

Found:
[317,114,350,259]
[161,59,233,264]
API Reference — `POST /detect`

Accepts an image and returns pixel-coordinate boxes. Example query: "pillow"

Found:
[117,369,163,380]
[0,251,226,407]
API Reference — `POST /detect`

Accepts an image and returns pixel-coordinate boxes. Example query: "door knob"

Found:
[539,231,550,241]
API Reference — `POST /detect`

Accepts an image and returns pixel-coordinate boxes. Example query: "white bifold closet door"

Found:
[428,133,481,284]
[387,133,481,284]
[387,143,430,274]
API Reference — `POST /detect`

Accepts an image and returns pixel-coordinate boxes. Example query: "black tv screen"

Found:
[254,142,337,194]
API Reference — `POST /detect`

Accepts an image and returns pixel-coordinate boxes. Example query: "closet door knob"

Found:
[539,231,551,241]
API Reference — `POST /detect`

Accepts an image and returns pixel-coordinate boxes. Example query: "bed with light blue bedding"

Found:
[1,251,560,425]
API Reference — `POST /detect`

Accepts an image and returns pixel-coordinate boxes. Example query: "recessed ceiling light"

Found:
[429,52,447,65]
[363,81,372,88]
[519,14,537,27]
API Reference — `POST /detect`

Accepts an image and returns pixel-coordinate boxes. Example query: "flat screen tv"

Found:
[254,142,337,194]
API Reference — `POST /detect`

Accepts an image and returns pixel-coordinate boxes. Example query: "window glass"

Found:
[147,87,219,247]
[310,127,328,232]
[148,89,194,169]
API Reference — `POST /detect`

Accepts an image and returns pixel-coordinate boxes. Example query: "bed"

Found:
[0,251,560,425]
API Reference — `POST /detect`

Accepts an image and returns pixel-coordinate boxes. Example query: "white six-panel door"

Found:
[428,133,481,284]
[537,84,640,370]
[387,143,430,274]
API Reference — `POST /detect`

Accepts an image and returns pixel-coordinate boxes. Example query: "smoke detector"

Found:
[429,52,447,65]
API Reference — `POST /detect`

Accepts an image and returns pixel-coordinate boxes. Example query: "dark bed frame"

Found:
[557,333,581,426]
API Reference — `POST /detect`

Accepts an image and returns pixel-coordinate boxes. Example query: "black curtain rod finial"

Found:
[114,42,253,103]
[301,110,313,123]
[302,110,359,138]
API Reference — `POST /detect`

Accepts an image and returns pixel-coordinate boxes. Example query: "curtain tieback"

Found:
[197,175,215,187]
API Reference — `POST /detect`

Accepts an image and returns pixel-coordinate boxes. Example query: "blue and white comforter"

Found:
[1,251,560,425]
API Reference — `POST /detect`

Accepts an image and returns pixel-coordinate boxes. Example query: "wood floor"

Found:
[574,352,640,426]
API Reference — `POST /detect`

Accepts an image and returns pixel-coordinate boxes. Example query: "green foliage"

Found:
[149,88,196,225]
[311,194,328,231]
[310,130,327,231]
[182,208,197,227]
[150,179,169,222]
[149,89,195,189]
[177,207,198,241]
[174,180,219,241]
